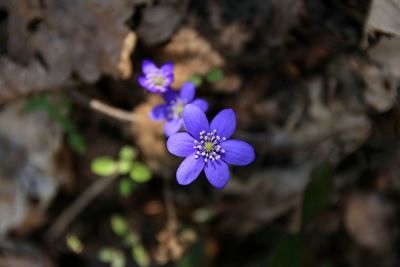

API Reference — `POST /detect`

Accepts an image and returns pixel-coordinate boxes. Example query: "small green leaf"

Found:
[119,146,136,161]
[301,162,333,227]
[132,245,150,267]
[119,178,135,197]
[205,68,223,83]
[187,74,203,87]
[130,163,152,183]
[118,160,132,174]
[66,234,84,253]
[111,215,129,237]
[68,132,86,154]
[268,233,304,267]
[91,156,117,176]
[98,248,114,262]
[98,248,126,267]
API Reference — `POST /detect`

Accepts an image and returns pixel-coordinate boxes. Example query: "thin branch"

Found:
[46,173,119,241]
[69,90,137,123]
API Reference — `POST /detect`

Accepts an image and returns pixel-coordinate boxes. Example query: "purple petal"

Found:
[164,119,183,136]
[142,60,158,74]
[204,160,230,189]
[210,109,236,139]
[191,98,208,112]
[183,104,209,138]
[162,89,177,102]
[179,82,196,102]
[161,62,174,75]
[138,77,157,93]
[164,75,174,86]
[167,132,195,157]
[176,155,205,185]
[149,104,168,120]
[221,140,255,166]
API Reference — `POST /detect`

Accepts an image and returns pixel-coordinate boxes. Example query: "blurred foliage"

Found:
[268,233,303,267]
[301,162,333,227]
[66,234,84,254]
[188,67,224,87]
[268,162,334,267]
[99,248,126,267]
[176,240,206,267]
[90,146,151,197]
[25,94,86,154]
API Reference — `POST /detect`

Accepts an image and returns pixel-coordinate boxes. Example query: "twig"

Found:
[46,173,119,241]
[69,90,137,123]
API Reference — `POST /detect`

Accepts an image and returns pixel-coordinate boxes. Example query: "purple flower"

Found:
[166,104,255,189]
[138,60,174,93]
[150,82,209,136]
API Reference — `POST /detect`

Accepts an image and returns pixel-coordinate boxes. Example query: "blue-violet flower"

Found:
[166,104,255,189]
[150,82,208,136]
[138,60,174,93]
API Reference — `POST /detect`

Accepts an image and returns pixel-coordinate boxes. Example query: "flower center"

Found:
[204,142,214,151]
[168,98,186,120]
[193,130,226,162]
[153,76,164,86]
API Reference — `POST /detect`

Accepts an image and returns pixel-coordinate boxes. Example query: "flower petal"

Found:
[210,109,236,139]
[221,140,255,166]
[149,104,168,120]
[182,104,209,138]
[162,89,177,102]
[204,160,230,189]
[142,60,158,74]
[176,154,205,185]
[167,132,195,157]
[191,98,208,112]
[138,77,157,92]
[164,119,183,136]
[161,62,174,75]
[179,82,196,102]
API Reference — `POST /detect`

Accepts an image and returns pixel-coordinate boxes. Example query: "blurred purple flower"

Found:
[138,60,174,93]
[150,82,208,136]
[166,104,255,189]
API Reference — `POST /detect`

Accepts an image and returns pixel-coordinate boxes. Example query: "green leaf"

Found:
[24,96,50,112]
[111,215,129,237]
[118,160,132,175]
[268,233,304,267]
[98,248,115,262]
[68,132,86,154]
[132,245,150,267]
[98,248,126,267]
[187,74,203,87]
[177,241,206,267]
[205,68,223,83]
[91,156,117,176]
[66,234,84,253]
[129,163,152,183]
[119,146,136,161]
[301,162,333,227]
[119,178,135,197]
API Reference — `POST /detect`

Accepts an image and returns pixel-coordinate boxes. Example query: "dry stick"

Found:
[46,174,119,241]
[69,90,137,123]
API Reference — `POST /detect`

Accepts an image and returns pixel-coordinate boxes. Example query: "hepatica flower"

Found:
[167,104,255,189]
[138,60,174,93]
[150,82,208,136]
